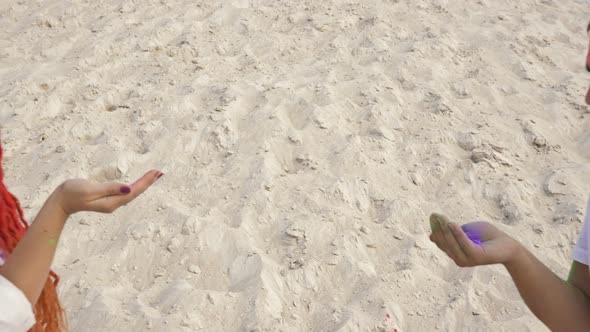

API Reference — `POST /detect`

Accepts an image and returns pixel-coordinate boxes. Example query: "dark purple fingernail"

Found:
[157,172,164,179]
[120,186,131,194]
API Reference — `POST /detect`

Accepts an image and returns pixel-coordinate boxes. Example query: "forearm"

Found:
[504,244,590,331]
[0,189,68,304]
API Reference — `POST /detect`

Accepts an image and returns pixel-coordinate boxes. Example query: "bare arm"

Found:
[429,213,590,332]
[0,190,67,304]
[569,261,590,297]
[504,248,590,331]
[0,170,162,305]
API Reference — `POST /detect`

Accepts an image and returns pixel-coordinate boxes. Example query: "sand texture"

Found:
[1,0,590,331]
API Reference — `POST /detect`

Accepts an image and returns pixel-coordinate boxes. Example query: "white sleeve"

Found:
[573,199,590,265]
[0,274,36,332]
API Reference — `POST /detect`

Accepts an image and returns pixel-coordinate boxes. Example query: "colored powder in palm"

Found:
[466,232,482,246]
[461,226,482,246]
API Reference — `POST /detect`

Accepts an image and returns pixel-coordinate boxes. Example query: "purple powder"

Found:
[461,226,482,246]
[466,232,482,246]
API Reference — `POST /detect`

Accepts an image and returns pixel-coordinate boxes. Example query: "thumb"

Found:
[99,182,132,197]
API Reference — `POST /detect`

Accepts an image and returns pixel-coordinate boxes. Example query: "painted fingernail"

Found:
[157,172,164,179]
[120,186,131,194]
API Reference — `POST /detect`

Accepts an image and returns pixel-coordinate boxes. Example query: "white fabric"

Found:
[573,198,590,266]
[0,274,36,332]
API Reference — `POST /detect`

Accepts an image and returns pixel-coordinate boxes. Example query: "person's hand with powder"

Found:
[428,213,521,267]
[56,170,164,215]
[428,211,590,331]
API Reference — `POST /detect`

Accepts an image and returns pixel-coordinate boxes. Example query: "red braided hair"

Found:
[0,138,67,331]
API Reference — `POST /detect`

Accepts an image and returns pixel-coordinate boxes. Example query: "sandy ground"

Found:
[1,0,590,331]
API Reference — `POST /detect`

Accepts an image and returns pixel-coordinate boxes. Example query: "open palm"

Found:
[56,170,163,215]
[429,213,520,267]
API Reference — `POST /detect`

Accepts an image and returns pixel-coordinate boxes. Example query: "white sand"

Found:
[1,0,590,331]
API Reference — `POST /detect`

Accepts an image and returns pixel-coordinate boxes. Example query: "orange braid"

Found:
[0,138,67,331]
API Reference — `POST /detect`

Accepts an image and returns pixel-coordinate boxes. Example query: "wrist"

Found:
[503,239,527,269]
[50,185,71,220]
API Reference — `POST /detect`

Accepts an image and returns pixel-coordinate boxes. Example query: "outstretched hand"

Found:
[428,213,521,267]
[55,170,163,215]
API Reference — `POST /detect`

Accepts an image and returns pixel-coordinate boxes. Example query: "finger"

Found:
[434,214,452,256]
[98,182,132,197]
[430,214,452,257]
[129,170,162,196]
[88,170,162,213]
[429,232,440,247]
[432,238,448,253]
[429,213,445,245]
[438,215,468,266]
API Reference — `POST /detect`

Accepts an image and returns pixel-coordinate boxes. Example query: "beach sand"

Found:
[1,0,589,330]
